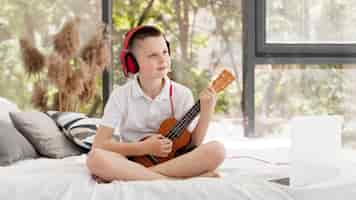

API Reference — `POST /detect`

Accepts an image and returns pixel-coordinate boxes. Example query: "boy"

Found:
[86,25,225,182]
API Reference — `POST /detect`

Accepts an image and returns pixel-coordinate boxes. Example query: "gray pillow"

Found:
[0,120,38,166]
[9,112,84,158]
[0,97,19,124]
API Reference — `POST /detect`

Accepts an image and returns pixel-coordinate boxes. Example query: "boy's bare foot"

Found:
[198,171,221,178]
[92,174,112,184]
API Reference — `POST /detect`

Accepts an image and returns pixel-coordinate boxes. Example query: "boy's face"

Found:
[132,35,171,80]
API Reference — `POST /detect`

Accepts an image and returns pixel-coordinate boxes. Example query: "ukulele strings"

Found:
[167,104,198,138]
[174,101,200,137]
[168,101,200,139]
[167,104,198,139]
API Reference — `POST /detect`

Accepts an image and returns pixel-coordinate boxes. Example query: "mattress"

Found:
[0,139,355,200]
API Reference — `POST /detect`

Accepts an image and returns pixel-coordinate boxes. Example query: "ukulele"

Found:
[131,69,235,167]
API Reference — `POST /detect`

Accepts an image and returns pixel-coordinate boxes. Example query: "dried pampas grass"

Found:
[20,17,110,112]
[59,92,70,112]
[65,69,84,96]
[55,91,75,112]
[94,38,110,72]
[47,53,73,88]
[78,58,95,82]
[31,81,48,111]
[79,79,96,103]
[19,38,46,75]
[81,30,110,74]
[54,17,80,59]
[52,92,60,110]
[47,53,64,86]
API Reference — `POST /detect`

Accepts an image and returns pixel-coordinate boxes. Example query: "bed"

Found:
[1,139,356,200]
[1,97,356,200]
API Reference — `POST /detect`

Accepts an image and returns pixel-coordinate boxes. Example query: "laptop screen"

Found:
[289,115,343,187]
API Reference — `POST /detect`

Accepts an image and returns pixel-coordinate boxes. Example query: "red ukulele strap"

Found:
[169,82,175,117]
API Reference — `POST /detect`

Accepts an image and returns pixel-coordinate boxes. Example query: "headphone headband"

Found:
[122,25,146,53]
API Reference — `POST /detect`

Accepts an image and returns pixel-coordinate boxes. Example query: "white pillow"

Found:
[0,97,19,124]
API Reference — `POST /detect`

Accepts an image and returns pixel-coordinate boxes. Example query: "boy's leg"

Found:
[86,140,225,181]
[149,141,225,178]
[86,148,169,181]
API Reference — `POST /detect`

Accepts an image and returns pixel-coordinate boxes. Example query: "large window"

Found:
[0,0,103,116]
[243,0,356,148]
[255,64,356,148]
[111,0,243,143]
[243,0,356,149]
[266,0,356,44]
[255,0,356,57]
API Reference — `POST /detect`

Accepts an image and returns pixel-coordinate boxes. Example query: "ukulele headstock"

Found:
[211,69,235,93]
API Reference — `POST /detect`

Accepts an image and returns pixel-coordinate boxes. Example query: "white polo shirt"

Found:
[100,75,199,142]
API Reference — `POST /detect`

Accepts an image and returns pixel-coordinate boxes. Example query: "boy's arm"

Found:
[191,110,213,146]
[190,87,216,146]
[92,125,147,156]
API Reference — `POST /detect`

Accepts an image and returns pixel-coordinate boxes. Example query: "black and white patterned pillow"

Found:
[46,111,99,151]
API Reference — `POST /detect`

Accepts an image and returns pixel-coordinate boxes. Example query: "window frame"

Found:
[102,0,113,109]
[256,0,356,57]
[242,0,356,136]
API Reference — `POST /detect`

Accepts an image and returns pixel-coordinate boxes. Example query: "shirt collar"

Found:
[131,75,171,101]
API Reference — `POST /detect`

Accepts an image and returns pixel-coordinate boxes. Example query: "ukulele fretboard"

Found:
[167,100,201,139]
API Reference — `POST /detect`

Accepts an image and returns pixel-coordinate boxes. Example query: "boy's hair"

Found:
[128,26,163,51]
[120,25,170,77]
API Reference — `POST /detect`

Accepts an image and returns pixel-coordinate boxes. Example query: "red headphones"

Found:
[119,25,171,77]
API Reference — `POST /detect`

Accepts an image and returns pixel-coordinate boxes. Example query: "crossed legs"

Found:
[86,141,225,181]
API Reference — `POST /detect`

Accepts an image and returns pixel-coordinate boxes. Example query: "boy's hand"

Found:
[199,86,217,116]
[142,134,172,157]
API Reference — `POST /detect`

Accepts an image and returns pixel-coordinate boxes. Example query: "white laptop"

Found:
[270,115,343,187]
[289,115,343,187]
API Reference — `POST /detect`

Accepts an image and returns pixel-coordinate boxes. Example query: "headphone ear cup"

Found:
[125,52,139,74]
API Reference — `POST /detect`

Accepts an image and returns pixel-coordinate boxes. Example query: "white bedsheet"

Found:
[0,155,292,200]
[0,142,355,200]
